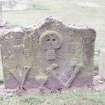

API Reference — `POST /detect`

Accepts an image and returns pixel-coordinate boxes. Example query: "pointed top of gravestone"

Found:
[38,17,96,33]
[34,17,96,41]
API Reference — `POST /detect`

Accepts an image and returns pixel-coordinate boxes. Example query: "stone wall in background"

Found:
[2,0,33,11]
[0,18,96,91]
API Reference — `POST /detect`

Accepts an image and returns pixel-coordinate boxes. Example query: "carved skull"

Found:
[39,31,63,61]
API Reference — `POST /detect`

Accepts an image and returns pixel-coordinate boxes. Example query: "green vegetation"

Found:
[0,90,105,105]
[32,4,50,10]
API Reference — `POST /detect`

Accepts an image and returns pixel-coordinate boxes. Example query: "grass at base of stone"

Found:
[0,90,105,105]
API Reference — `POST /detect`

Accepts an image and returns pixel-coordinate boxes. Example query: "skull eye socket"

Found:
[52,39,56,41]
[46,39,50,41]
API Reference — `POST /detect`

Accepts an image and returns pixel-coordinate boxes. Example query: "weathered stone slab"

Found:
[0,28,24,89]
[31,18,96,89]
[0,18,96,90]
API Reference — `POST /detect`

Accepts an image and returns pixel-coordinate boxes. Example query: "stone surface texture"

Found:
[0,18,96,90]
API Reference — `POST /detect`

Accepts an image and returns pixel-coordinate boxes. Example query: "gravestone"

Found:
[0,18,96,90]
[32,18,96,89]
